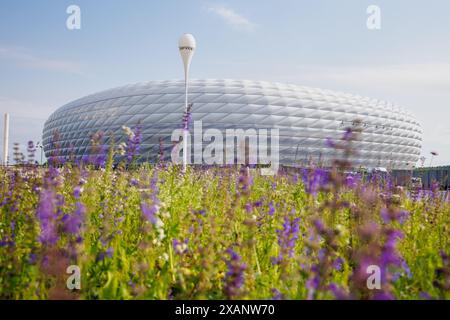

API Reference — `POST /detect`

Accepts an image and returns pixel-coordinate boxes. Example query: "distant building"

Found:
[42,79,422,169]
[413,166,450,189]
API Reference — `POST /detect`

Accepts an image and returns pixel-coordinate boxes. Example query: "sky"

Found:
[0,0,449,166]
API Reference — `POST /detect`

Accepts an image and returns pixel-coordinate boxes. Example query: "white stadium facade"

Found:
[42,79,422,169]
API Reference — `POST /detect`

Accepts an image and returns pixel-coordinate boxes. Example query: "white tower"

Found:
[178,33,196,172]
[2,113,9,165]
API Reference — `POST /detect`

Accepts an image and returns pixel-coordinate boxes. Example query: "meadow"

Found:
[0,130,449,300]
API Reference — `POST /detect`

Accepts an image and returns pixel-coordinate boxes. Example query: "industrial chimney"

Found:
[2,113,9,165]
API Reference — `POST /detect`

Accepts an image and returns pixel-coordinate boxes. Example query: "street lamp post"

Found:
[429,151,438,167]
[178,33,196,173]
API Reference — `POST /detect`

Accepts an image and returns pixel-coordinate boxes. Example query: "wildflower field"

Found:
[0,124,449,300]
[1,155,448,300]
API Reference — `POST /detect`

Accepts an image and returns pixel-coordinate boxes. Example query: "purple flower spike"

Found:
[302,168,329,197]
[325,137,336,148]
[268,202,275,216]
[36,189,59,246]
[126,124,143,163]
[333,257,344,271]
[141,202,159,225]
[73,186,82,199]
[63,202,86,235]
[223,248,246,299]
[273,214,301,264]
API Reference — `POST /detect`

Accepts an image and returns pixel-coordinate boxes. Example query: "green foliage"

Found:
[0,165,448,300]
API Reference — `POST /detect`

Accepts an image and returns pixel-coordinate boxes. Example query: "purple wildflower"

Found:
[401,260,412,278]
[302,168,329,197]
[268,202,275,216]
[73,186,82,199]
[126,124,143,163]
[182,103,193,131]
[253,200,263,207]
[271,288,284,300]
[237,166,253,195]
[62,202,86,235]
[36,189,58,246]
[343,127,353,141]
[328,283,351,300]
[97,247,114,261]
[194,209,206,216]
[393,259,413,281]
[0,239,15,247]
[313,219,326,234]
[373,292,395,300]
[141,202,159,225]
[88,131,107,167]
[419,292,433,300]
[381,208,409,225]
[345,173,360,189]
[273,214,301,264]
[28,253,37,265]
[325,137,336,148]
[55,194,65,217]
[172,238,189,255]
[380,230,404,274]
[305,217,343,299]
[333,257,344,271]
[306,268,321,299]
[223,248,246,299]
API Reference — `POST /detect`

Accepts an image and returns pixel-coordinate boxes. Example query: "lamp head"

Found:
[179,33,196,49]
[179,33,196,74]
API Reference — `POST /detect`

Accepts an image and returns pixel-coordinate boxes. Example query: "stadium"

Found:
[42,79,422,169]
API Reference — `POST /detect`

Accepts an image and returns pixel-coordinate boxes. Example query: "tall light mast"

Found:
[178,33,196,172]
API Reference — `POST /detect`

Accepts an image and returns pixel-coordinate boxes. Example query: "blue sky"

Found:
[1,0,449,165]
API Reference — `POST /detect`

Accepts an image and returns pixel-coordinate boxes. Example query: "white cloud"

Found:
[0,96,49,119]
[208,4,256,31]
[297,63,450,91]
[0,46,84,75]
